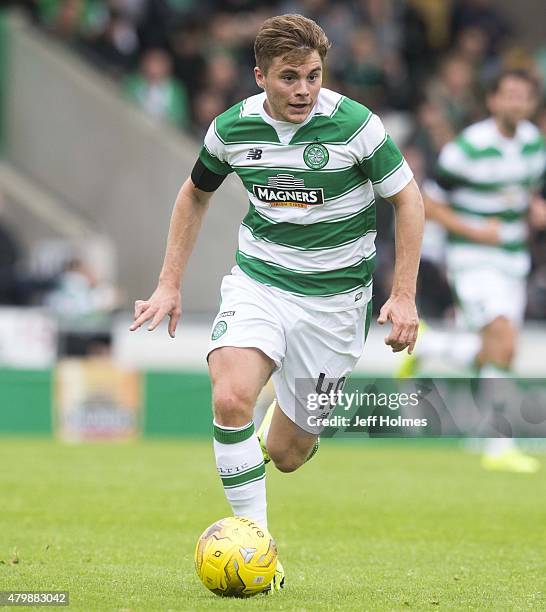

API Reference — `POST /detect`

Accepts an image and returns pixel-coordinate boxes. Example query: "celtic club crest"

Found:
[303,143,329,169]
[211,320,227,340]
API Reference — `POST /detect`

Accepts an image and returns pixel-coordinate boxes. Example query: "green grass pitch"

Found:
[0,438,544,610]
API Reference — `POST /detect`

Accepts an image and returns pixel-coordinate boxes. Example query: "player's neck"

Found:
[263,99,293,124]
[263,99,279,121]
[493,116,517,139]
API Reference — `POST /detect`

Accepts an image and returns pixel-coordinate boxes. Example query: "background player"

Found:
[424,70,546,472]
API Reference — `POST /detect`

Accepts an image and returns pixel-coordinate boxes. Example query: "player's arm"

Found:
[424,186,500,245]
[378,178,423,354]
[425,138,501,245]
[130,162,226,337]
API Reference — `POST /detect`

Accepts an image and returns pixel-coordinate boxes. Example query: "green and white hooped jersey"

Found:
[427,117,546,277]
[199,88,413,311]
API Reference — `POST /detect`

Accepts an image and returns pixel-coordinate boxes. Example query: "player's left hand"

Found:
[377,294,419,354]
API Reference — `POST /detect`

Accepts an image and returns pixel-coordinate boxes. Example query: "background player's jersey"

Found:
[198,88,413,311]
[426,117,546,278]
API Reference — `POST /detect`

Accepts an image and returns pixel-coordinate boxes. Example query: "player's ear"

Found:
[254,66,265,90]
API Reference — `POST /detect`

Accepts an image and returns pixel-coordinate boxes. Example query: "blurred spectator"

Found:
[352,0,413,109]
[43,0,109,41]
[407,0,452,51]
[336,27,388,111]
[124,48,189,128]
[48,0,85,41]
[450,0,510,58]
[410,100,455,175]
[139,0,201,49]
[45,258,120,319]
[206,12,245,56]
[398,1,431,100]
[109,0,147,24]
[169,20,207,95]
[44,258,121,355]
[454,25,499,84]
[32,0,527,136]
[191,89,228,140]
[205,53,241,108]
[354,0,401,55]
[80,7,140,75]
[426,54,482,132]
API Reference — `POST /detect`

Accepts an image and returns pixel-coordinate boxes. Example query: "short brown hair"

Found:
[254,14,331,74]
[489,69,539,97]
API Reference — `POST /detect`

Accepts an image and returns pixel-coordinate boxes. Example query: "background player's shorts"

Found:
[207,272,372,433]
[450,268,526,331]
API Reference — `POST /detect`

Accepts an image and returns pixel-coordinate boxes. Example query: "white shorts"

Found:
[207,272,372,433]
[450,268,526,331]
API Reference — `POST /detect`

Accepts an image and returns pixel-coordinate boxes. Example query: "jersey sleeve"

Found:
[352,113,413,198]
[198,120,234,176]
[422,178,449,205]
[433,140,469,191]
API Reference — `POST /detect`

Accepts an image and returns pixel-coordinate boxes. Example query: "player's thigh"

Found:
[208,346,275,403]
[481,315,518,361]
[272,302,370,435]
[209,347,275,425]
[451,269,525,331]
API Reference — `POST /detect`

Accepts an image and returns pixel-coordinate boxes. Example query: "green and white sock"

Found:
[213,421,267,528]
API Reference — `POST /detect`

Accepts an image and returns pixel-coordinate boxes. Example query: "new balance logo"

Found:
[246,148,263,160]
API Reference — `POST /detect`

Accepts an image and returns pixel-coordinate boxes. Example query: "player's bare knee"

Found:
[213,386,255,426]
[270,453,304,473]
[268,441,309,473]
[485,316,516,367]
[483,316,509,349]
[487,315,512,336]
[498,338,515,366]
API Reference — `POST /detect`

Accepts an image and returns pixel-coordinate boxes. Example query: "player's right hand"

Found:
[129,284,181,338]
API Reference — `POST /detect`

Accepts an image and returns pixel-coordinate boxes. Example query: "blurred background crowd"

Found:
[16,0,545,148]
[1,0,546,351]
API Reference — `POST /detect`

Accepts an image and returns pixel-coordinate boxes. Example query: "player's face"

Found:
[255,51,323,124]
[488,76,537,132]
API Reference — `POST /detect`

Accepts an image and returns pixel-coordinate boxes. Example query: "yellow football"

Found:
[194,516,277,597]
